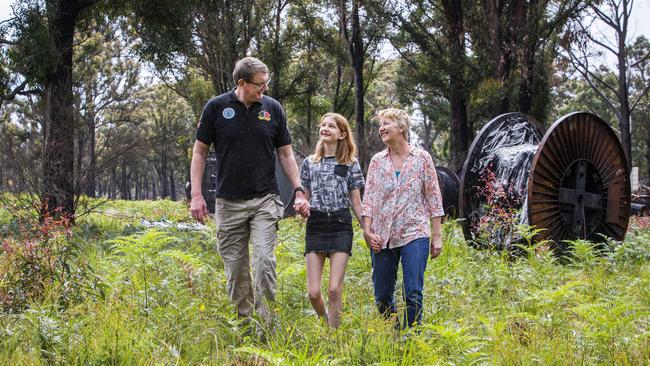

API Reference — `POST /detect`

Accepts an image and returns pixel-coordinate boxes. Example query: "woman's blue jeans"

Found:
[370,237,429,328]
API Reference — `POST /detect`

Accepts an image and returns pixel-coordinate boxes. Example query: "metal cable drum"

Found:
[184,151,217,213]
[203,152,218,213]
[459,113,545,249]
[435,166,460,219]
[527,112,631,251]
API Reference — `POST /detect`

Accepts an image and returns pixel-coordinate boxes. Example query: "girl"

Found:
[299,112,365,328]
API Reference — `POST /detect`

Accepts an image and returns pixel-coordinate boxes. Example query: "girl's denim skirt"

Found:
[305,209,353,256]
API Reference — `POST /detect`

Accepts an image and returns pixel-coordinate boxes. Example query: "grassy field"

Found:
[1,198,650,365]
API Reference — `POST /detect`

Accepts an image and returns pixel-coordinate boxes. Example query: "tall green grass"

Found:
[1,199,649,365]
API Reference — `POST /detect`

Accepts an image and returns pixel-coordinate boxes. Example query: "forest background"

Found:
[1,0,650,216]
[2,1,650,365]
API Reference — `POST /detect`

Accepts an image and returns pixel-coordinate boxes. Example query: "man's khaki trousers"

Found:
[215,193,284,326]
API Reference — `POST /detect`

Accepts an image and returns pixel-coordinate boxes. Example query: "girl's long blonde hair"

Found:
[312,113,357,164]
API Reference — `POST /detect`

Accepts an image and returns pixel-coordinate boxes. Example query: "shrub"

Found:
[0,203,94,313]
[471,166,523,250]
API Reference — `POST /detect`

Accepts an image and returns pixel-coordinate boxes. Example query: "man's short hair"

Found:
[233,57,269,85]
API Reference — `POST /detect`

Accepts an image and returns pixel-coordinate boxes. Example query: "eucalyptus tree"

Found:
[382,0,470,170]
[291,0,356,118]
[73,18,140,197]
[0,0,104,217]
[0,0,204,216]
[629,36,650,179]
[336,0,387,171]
[139,85,194,200]
[464,0,585,122]
[0,97,43,195]
[563,0,650,169]
[465,0,584,121]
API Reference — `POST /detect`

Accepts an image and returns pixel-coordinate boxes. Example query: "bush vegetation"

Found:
[1,199,649,365]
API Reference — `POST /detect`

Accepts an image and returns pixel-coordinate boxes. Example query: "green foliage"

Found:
[4,1,50,88]
[1,199,650,364]
[0,204,98,313]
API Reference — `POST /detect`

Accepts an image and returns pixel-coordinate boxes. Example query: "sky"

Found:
[1,0,649,60]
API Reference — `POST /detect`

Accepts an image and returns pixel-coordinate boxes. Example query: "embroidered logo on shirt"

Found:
[258,110,271,121]
[222,108,235,119]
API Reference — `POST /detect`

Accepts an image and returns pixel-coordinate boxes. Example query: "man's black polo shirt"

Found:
[195,90,291,199]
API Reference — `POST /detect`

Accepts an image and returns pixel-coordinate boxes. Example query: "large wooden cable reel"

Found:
[527,112,631,251]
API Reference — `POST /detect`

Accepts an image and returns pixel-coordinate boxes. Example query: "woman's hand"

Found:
[430,236,443,259]
[363,230,382,253]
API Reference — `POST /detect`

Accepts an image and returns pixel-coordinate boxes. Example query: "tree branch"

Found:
[631,50,650,68]
[630,82,650,112]
[0,38,17,46]
[2,79,29,101]
[590,4,618,29]
[568,50,619,114]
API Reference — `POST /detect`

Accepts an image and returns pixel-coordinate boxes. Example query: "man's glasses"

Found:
[246,78,271,90]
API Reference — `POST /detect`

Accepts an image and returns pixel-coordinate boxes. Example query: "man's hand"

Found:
[363,230,382,253]
[430,236,443,259]
[190,195,209,223]
[293,191,310,217]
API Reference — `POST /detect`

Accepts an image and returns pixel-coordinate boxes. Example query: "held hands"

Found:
[190,195,209,224]
[430,236,443,259]
[293,192,310,218]
[363,230,382,253]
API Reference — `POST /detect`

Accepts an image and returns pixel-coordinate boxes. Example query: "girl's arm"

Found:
[349,188,363,224]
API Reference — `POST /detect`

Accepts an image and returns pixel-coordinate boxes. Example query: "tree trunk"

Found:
[483,0,510,115]
[617,28,632,170]
[160,154,169,198]
[85,114,97,197]
[422,115,433,153]
[348,0,367,171]
[111,165,117,199]
[169,166,176,201]
[518,48,536,116]
[442,0,470,171]
[646,135,650,181]
[305,86,313,151]
[120,159,128,199]
[41,0,78,217]
[269,0,283,102]
[74,122,85,191]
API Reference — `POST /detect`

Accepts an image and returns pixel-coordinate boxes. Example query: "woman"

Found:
[362,108,445,329]
[299,112,365,328]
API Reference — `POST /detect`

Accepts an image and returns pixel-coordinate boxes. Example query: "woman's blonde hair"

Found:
[312,113,357,164]
[376,108,410,141]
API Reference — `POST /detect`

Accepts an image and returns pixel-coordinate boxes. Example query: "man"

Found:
[190,57,308,332]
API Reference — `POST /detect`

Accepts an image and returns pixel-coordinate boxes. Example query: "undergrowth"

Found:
[0,199,649,365]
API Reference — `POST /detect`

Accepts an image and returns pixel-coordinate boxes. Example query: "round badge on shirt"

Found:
[223,108,235,119]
